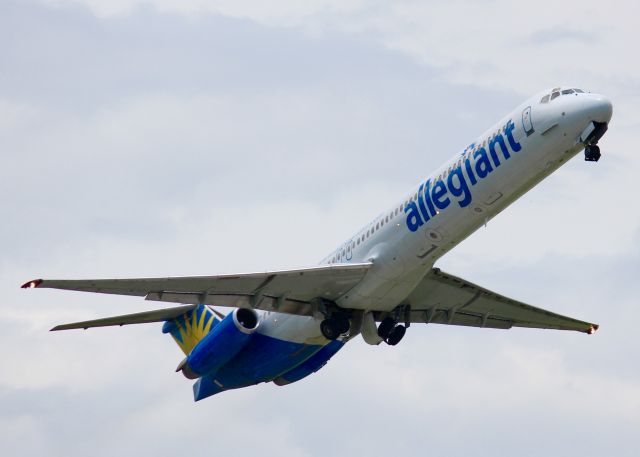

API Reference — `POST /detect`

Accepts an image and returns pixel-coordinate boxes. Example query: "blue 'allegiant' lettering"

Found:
[447,166,472,208]
[464,145,478,186]
[405,118,526,232]
[431,179,450,210]
[404,201,423,232]
[417,181,432,222]
[489,133,510,166]
[473,147,493,178]
[423,179,436,216]
[504,120,522,152]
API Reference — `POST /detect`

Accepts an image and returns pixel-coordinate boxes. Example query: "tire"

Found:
[377,317,396,339]
[585,145,601,162]
[335,315,350,335]
[386,325,406,346]
[320,319,339,340]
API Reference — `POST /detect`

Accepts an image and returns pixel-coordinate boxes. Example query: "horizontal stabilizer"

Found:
[51,305,198,331]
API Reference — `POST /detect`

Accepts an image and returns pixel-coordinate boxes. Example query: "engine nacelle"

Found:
[178,308,259,379]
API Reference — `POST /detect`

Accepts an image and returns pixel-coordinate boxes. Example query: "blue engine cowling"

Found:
[177,308,259,379]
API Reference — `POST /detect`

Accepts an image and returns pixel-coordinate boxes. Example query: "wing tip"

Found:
[21,279,43,289]
[50,324,89,331]
[586,324,599,335]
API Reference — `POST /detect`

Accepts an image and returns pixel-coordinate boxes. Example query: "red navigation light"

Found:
[21,279,43,289]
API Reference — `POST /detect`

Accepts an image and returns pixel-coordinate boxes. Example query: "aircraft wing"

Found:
[22,263,372,317]
[403,268,597,334]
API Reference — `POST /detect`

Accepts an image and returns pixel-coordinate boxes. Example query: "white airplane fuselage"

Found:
[257,88,612,347]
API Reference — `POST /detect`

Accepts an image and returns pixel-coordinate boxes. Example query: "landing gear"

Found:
[377,317,406,346]
[320,314,350,340]
[377,317,396,340]
[386,325,406,346]
[585,144,601,162]
[581,121,608,162]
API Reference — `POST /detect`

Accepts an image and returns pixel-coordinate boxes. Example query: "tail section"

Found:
[162,304,222,355]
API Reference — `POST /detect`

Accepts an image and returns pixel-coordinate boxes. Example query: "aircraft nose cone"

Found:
[584,94,613,124]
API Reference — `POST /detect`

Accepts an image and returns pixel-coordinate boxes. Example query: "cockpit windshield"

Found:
[540,88,584,103]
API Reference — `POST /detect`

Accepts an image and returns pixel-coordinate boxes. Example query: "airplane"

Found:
[22,86,613,401]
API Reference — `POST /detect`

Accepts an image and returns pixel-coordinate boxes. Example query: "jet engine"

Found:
[177,308,259,379]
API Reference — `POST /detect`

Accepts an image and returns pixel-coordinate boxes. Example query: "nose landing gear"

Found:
[581,121,608,162]
[585,144,601,162]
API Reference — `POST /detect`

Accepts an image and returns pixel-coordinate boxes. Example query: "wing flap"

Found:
[145,292,315,316]
[408,308,513,330]
[405,268,597,333]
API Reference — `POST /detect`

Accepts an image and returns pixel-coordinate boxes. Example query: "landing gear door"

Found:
[522,106,535,136]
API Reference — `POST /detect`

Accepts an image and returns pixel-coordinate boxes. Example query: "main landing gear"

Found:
[377,317,406,346]
[320,314,350,340]
[319,304,410,345]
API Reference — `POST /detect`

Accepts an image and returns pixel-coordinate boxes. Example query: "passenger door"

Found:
[522,106,535,136]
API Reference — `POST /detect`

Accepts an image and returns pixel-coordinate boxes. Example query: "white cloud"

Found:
[42,0,366,23]
[41,1,640,93]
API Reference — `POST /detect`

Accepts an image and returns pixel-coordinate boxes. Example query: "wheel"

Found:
[320,318,340,340]
[585,144,601,162]
[386,325,406,346]
[335,314,350,335]
[377,317,396,339]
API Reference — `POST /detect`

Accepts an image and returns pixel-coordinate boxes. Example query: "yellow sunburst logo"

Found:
[171,305,217,355]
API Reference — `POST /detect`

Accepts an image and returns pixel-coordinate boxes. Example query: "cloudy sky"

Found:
[2,0,639,455]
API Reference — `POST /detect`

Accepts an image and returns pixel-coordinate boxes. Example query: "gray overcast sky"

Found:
[2,1,639,456]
